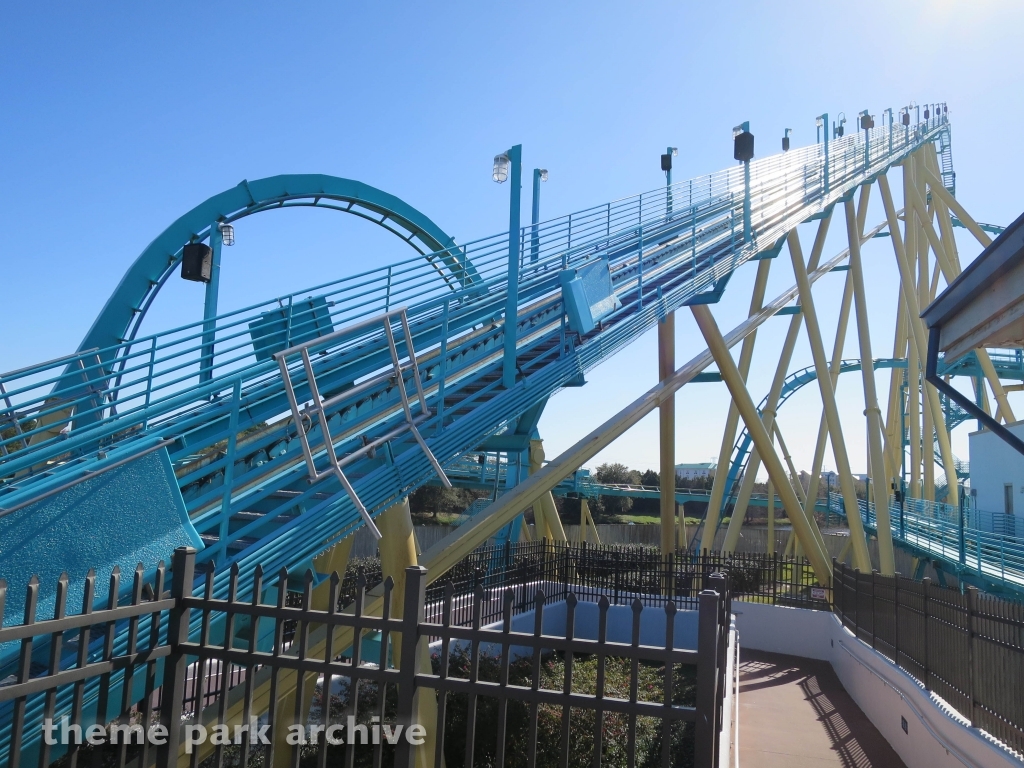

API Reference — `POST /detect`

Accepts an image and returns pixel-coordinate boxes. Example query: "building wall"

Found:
[969,421,1024,533]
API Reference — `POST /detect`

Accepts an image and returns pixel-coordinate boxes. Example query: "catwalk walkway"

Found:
[738,649,906,767]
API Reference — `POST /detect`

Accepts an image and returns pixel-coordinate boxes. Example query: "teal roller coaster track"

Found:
[6,103,1015,766]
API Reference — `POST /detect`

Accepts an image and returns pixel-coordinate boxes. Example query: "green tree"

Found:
[592,462,641,518]
[408,484,485,522]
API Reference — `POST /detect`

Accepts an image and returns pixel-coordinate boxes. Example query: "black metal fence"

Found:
[419,541,830,628]
[0,546,736,768]
[833,560,1024,755]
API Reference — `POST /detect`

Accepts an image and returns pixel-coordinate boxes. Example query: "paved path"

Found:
[738,649,906,767]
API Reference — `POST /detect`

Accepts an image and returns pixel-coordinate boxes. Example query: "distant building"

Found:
[969,422,1024,536]
[675,462,716,481]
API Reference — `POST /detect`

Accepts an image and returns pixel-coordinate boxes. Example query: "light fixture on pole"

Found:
[732,123,754,162]
[833,112,846,139]
[492,153,511,183]
[782,129,792,152]
[494,146,523,388]
[816,113,830,193]
[733,123,753,242]
[859,110,874,170]
[662,147,678,216]
[661,147,678,180]
[218,222,235,247]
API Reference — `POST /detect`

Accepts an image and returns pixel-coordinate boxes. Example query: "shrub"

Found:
[433,647,696,768]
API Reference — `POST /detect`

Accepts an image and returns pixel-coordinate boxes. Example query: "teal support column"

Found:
[531,167,546,263]
[200,223,223,386]
[503,144,523,389]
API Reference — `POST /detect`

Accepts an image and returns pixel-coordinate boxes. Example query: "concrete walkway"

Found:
[738,649,906,767]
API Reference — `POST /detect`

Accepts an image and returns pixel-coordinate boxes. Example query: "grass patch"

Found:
[611,514,703,526]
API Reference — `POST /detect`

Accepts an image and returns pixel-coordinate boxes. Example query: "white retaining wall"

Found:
[734,601,1022,767]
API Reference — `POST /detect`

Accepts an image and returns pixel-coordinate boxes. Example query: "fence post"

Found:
[832,558,840,618]
[561,543,570,601]
[922,577,931,690]
[893,573,900,667]
[853,568,860,637]
[695,589,721,768]
[394,565,428,768]
[614,550,621,604]
[156,547,196,768]
[966,586,979,727]
[667,551,675,601]
[870,571,877,650]
[709,572,729,750]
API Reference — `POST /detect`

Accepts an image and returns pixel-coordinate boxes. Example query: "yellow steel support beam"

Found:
[659,311,676,557]
[845,196,895,575]
[529,439,567,542]
[787,227,872,572]
[377,499,418,658]
[181,219,890,762]
[372,500,440,768]
[700,258,772,553]
[913,162,1016,424]
[856,184,871,241]
[799,271,853,527]
[908,302,922,498]
[917,163,993,248]
[766,479,775,556]
[804,189,874,518]
[836,534,853,566]
[269,535,354,768]
[721,217,831,552]
[579,498,601,545]
[924,151,1010,423]
[879,170,959,508]
[903,162,923,500]
[773,422,806,505]
[883,296,909,486]
[907,152,962,503]
[690,304,832,584]
[419,228,871,576]
[916,158,936,502]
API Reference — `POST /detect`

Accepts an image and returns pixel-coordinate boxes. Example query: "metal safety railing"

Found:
[828,492,1024,594]
[0,107,950,479]
[274,307,452,539]
[834,561,1024,756]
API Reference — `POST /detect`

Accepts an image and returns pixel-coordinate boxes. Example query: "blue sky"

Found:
[2,1,1022,476]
